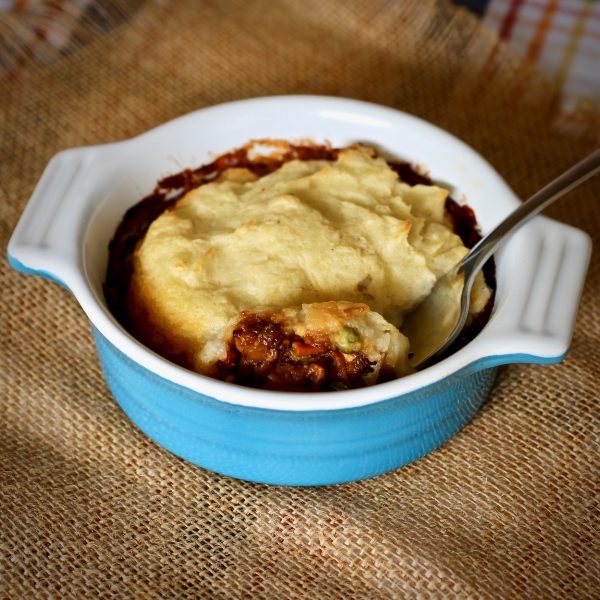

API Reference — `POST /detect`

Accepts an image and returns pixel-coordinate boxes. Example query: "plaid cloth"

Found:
[0,0,40,9]
[0,0,146,80]
[482,0,600,113]
[0,0,93,60]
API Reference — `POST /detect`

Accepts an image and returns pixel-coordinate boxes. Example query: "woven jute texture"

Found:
[1,1,599,597]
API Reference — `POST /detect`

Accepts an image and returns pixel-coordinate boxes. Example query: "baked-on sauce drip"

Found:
[104,140,495,388]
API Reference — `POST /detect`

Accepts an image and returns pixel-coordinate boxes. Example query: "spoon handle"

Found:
[460,147,600,280]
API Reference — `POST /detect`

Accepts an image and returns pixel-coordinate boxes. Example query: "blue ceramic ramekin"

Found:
[8,96,591,485]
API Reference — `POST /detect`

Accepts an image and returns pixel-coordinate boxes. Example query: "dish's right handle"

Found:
[469,215,592,369]
[7,147,105,292]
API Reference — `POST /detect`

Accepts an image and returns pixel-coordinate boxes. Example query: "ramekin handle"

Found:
[469,215,592,368]
[7,147,104,291]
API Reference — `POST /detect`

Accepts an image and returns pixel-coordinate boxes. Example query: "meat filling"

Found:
[214,312,377,392]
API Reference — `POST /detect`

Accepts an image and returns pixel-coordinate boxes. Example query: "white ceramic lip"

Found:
[8,95,592,411]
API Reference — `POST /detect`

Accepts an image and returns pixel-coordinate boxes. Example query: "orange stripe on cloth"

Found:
[470,0,527,102]
[555,0,595,91]
[499,0,526,39]
[526,0,560,62]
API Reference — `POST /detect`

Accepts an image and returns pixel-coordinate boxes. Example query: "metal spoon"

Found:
[401,147,600,370]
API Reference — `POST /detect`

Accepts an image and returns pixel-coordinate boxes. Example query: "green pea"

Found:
[335,327,360,353]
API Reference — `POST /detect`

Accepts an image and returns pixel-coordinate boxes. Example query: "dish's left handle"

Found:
[7,147,103,293]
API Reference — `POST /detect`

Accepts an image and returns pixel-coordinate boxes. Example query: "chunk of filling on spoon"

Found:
[123,144,492,391]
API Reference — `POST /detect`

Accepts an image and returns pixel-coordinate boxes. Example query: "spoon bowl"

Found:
[403,147,600,369]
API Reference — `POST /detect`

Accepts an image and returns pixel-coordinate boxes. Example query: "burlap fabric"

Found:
[1,1,599,597]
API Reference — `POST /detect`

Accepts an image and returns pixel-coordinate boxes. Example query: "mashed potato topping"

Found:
[127,146,490,388]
